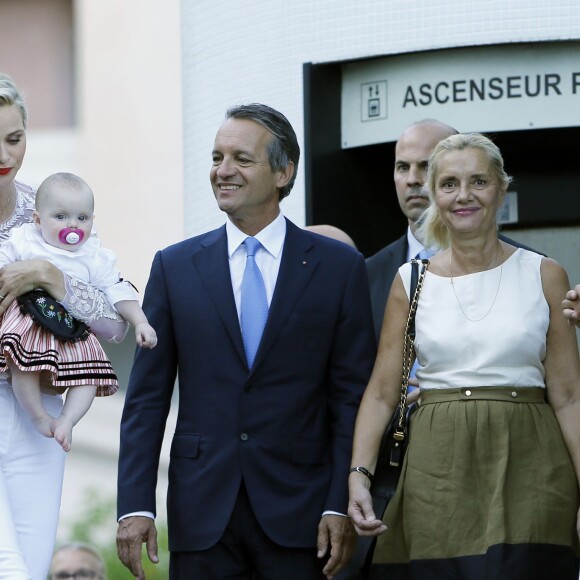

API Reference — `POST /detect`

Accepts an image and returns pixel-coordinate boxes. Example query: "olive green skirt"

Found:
[371,387,580,579]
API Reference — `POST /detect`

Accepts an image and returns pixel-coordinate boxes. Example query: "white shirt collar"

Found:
[226,212,286,259]
[406,227,437,261]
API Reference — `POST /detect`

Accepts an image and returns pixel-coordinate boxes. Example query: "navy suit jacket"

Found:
[117,219,376,552]
[365,235,408,340]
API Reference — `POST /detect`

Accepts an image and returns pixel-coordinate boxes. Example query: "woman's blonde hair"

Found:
[0,73,27,127]
[417,133,511,249]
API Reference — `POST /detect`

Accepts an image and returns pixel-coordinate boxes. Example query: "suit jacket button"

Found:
[240,433,249,441]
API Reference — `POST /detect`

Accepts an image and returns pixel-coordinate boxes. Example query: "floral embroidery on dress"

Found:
[34,295,76,328]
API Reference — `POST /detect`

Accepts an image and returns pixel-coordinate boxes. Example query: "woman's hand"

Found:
[0,259,65,314]
[348,472,387,537]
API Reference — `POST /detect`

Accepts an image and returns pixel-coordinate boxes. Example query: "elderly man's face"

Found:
[50,548,105,579]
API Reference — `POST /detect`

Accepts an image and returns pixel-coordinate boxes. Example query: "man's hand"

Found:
[0,259,65,314]
[116,516,159,579]
[317,514,356,579]
[563,284,580,327]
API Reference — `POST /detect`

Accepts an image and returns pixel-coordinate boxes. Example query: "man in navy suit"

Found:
[116,104,376,579]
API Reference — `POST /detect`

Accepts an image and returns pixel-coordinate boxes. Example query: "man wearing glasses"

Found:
[49,543,106,580]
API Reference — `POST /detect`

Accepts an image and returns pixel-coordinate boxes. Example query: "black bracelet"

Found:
[349,466,374,482]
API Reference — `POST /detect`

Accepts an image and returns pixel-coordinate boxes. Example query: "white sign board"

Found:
[341,42,580,148]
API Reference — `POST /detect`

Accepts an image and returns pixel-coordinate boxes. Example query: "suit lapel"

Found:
[390,235,409,275]
[250,220,317,372]
[192,226,246,365]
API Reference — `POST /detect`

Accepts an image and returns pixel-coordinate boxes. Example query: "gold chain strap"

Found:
[394,259,428,439]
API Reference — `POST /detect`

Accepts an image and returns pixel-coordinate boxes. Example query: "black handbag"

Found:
[17,289,90,342]
[371,258,429,515]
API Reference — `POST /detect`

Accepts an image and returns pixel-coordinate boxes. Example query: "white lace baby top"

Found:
[399,249,548,390]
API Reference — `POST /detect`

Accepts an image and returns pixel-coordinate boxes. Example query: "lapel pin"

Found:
[302,260,307,266]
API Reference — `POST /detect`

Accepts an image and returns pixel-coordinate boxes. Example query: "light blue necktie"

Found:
[241,237,268,368]
[415,247,435,261]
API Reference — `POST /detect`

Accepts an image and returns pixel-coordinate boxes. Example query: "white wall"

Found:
[76,0,184,295]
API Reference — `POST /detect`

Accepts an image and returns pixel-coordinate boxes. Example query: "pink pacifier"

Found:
[58,228,85,245]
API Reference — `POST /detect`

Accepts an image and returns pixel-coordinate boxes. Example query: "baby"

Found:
[0,172,156,451]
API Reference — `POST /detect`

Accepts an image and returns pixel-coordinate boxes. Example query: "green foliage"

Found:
[60,488,170,579]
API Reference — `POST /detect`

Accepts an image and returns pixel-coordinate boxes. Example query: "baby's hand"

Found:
[135,322,158,348]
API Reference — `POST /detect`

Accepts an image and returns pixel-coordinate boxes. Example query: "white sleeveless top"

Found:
[399,249,548,390]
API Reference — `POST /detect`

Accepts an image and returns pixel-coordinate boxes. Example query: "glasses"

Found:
[51,571,101,579]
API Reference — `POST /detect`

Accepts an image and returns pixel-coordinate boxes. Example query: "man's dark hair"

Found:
[225,103,300,200]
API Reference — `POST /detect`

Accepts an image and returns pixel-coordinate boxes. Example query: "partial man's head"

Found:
[304,224,357,249]
[49,542,107,579]
[393,119,457,233]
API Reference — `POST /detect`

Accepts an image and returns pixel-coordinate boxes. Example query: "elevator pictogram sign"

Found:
[361,81,387,122]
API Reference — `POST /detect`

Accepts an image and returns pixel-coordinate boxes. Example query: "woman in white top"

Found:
[348,133,580,579]
[0,73,128,579]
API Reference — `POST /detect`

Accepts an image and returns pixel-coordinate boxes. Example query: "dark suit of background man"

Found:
[116,103,376,580]
[341,119,543,580]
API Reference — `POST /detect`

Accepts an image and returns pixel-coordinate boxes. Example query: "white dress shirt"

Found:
[226,212,286,322]
[406,227,424,262]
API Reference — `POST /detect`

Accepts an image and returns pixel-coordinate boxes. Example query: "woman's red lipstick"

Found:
[0,168,11,176]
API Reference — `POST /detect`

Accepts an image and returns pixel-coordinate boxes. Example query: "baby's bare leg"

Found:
[52,385,96,452]
[8,362,54,438]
